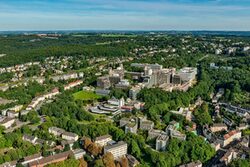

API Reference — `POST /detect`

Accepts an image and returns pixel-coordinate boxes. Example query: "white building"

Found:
[156,133,169,151]
[7,110,19,118]
[0,118,15,129]
[95,135,112,147]
[48,127,65,137]
[178,67,197,82]
[62,132,79,141]
[64,80,83,90]
[104,141,128,159]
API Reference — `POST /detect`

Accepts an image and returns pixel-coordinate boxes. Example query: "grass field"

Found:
[73,90,102,101]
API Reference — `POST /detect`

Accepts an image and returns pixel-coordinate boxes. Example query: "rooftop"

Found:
[95,134,112,141]
[104,141,127,150]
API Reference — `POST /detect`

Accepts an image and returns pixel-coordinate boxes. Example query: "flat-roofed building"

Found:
[0,117,15,129]
[28,150,73,167]
[73,149,86,159]
[48,127,65,137]
[97,76,111,89]
[21,153,43,166]
[210,123,228,133]
[139,117,154,130]
[156,133,169,151]
[179,160,202,167]
[104,141,128,159]
[62,132,79,141]
[125,122,137,134]
[178,67,197,82]
[95,134,112,147]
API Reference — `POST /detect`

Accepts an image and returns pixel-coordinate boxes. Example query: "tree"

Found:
[102,152,116,167]
[94,159,105,167]
[120,157,129,167]
[130,140,141,157]
[83,137,92,150]
[79,158,88,167]
[194,103,212,126]
[87,143,102,157]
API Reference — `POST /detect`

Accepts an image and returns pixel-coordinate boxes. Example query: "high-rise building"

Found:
[156,133,169,151]
[104,141,128,159]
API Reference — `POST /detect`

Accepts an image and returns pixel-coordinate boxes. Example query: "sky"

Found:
[0,0,250,31]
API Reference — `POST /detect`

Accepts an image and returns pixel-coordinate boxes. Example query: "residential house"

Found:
[64,80,83,90]
[219,130,242,147]
[220,149,237,166]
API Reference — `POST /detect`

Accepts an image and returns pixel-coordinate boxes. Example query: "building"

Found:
[125,122,138,134]
[23,135,37,144]
[0,118,15,129]
[97,76,111,89]
[28,150,73,167]
[179,160,202,167]
[166,124,186,141]
[95,135,112,147]
[126,155,140,167]
[115,79,130,89]
[139,117,154,130]
[73,149,86,159]
[119,117,131,127]
[148,129,166,140]
[219,130,242,147]
[0,160,17,167]
[21,153,43,166]
[62,132,79,141]
[211,140,221,151]
[7,110,19,118]
[104,141,128,159]
[108,97,125,107]
[210,123,228,133]
[64,80,83,90]
[48,127,65,137]
[129,86,142,100]
[178,67,197,82]
[238,123,249,131]
[156,133,169,151]
[220,149,237,166]
[95,89,110,96]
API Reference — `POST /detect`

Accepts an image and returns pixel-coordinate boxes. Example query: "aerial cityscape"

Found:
[0,0,249,167]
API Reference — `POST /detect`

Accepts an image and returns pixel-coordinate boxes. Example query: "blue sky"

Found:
[0,0,250,31]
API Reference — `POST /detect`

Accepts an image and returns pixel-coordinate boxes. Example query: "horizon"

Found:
[0,0,250,31]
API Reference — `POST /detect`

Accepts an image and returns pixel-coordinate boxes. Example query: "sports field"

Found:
[73,90,102,100]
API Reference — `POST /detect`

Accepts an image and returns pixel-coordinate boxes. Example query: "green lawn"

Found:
[73,90,102,101]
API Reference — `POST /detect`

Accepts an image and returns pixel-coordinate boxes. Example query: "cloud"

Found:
[0,0,250,30]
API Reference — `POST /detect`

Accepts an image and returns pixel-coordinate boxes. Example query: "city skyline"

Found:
[0,0,250,31]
